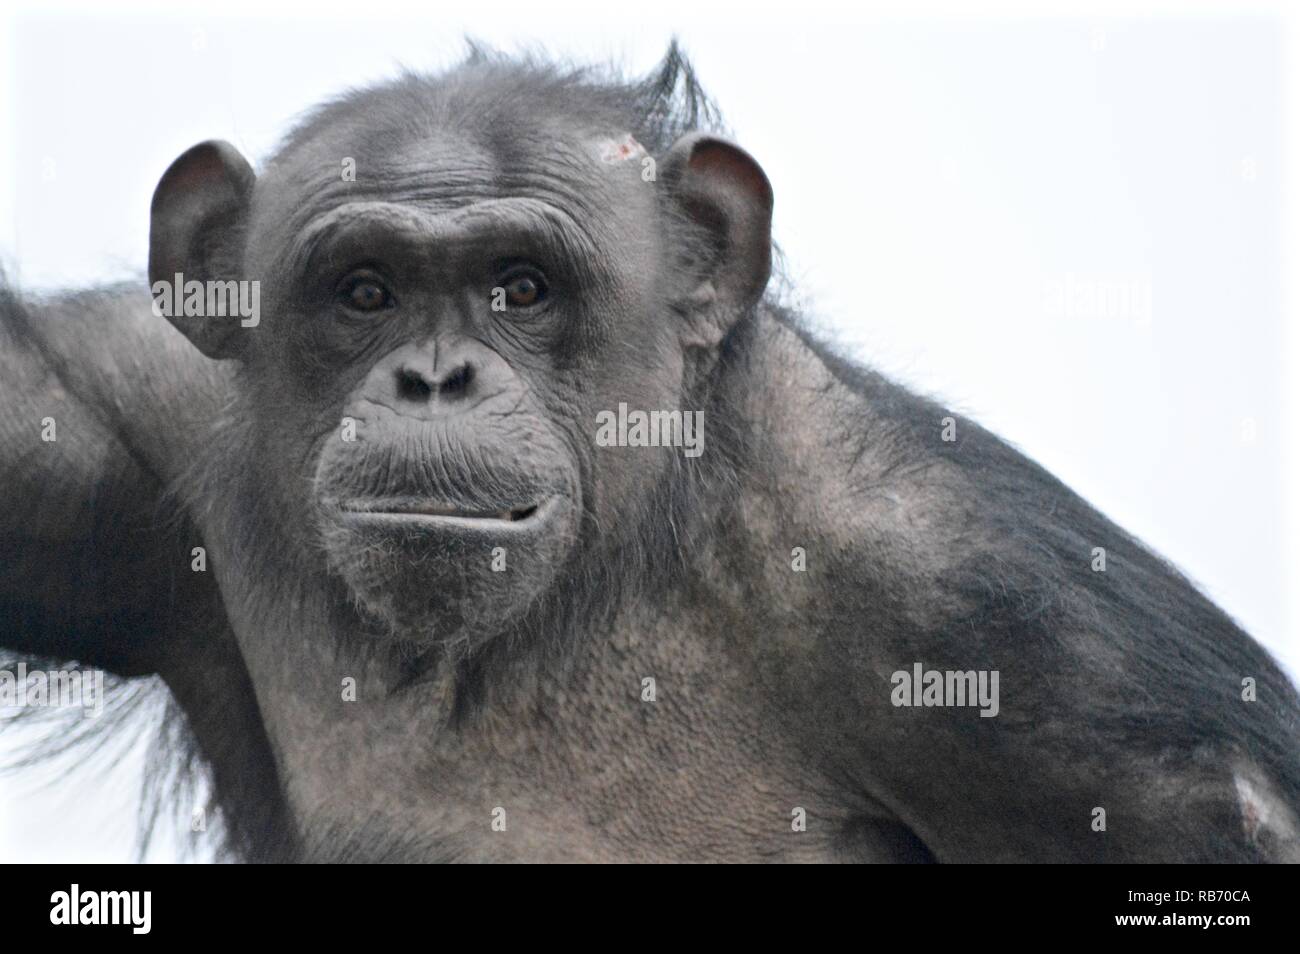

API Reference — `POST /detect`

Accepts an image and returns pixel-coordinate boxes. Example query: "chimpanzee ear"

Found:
[662,132,773,348]
[149,140,255,360]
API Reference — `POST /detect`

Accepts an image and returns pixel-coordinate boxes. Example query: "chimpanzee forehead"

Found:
[249,121,656,281]
[379,127,614,192]
[263,117,645,227]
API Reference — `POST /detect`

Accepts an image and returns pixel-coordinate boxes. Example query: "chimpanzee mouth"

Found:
[335,497,549,526]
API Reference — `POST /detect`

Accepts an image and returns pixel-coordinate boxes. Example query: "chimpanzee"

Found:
[1,45,1296,862]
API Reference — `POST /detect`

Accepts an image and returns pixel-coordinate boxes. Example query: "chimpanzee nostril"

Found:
[395,367,433,403]
[439,363,474,399]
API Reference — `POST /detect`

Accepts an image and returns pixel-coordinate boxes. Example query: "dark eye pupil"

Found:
[350,282,385,310]
[508,277,538,305]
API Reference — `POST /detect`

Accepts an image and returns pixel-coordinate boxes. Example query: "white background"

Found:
[1,0,1297,862]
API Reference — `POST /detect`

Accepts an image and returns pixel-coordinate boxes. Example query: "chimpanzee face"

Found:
[250,129,683,644]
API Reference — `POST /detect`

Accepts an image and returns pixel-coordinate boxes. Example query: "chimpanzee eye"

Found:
[339,274,393,312]
[500,268,549,309]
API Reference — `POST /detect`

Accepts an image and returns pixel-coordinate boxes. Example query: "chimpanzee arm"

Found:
[781,343,1300,862]
[0,282,223,676]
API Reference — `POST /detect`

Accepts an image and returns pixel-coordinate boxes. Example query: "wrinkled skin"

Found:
[2,54,1298,862]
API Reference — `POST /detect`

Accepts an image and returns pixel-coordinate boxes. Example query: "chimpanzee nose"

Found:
[395,356,476,405]
[368,340,498,419]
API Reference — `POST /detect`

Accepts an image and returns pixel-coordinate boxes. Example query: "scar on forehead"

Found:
[593,133,648,164]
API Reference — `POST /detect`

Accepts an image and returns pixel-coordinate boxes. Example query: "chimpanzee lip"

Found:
[335,496,551,527]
